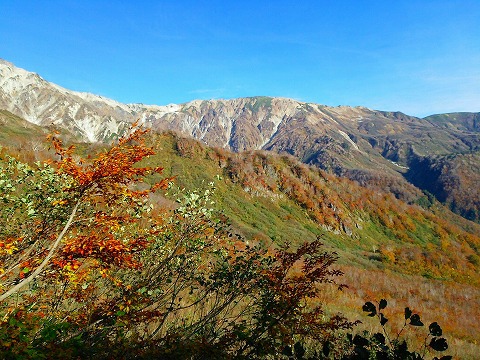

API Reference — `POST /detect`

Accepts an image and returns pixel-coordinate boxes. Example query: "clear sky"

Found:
[1,0,479,117]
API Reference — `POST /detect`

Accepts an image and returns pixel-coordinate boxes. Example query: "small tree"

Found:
[0,126,170,357]
[1,127,170,301]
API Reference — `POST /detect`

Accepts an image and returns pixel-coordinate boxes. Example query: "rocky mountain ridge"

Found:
[0,59,181,142]
[1,59,479,221]
[1,59,478,153]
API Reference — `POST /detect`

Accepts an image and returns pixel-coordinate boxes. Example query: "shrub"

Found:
[343,299,451,360]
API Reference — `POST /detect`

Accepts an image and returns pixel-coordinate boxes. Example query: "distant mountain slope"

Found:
[424,112,480,132]
[2,59,477,156]
[0,59,177,142]
[406,151,480,221]
[142,133,480,285]
[1,59,479,221]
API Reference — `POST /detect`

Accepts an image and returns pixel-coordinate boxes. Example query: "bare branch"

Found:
[0,200,81,302]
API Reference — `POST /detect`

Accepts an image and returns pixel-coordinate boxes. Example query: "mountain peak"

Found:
[1,59,479,222]
[0,58,16,67]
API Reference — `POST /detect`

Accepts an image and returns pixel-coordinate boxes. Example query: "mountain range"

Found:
[2,59,480,357]
[0,59,479,222]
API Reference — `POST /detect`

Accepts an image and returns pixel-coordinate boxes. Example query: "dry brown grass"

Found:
[316,265,480,359]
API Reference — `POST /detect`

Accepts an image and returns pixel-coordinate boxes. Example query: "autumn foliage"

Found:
[0,127,354,358]
[194,140,480,286]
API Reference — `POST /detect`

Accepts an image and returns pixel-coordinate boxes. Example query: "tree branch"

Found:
[0,200,81,302]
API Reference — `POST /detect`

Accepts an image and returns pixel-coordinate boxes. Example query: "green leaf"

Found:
[429,337,448,352]
[379,299,387,310]
[429,322,443,337]
[138,287,147,294]
[40,327,57,342]
[8,317,18,326]
[116,310,126,317]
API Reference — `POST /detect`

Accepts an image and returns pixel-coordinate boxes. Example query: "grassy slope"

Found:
[1,112,479,357]
[424,112,480,133]
[141,132,480,357]
[144,133,479,280]
[0,109,85,161]
[0,110,47,145]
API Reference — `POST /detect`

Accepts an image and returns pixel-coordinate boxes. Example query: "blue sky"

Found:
[1,0,479,117]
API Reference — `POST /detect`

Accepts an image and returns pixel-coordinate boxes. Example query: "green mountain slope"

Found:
[424,112,480,133]
[140,132,480,285]
[1,119,480,356]
[0,109,48,147]
[0,109,82,161]
[140,132,480,356]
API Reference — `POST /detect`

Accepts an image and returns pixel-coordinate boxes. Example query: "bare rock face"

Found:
[1,60,477,160]
[0,59,134,141]
[1,59,479,220]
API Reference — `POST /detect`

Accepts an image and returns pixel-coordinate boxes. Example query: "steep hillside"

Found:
[0,109,48,145]
[1,59,479,222]
[0,109,81,162]
[406,151,480,221]
[140,133,480,284]
[424,112,480,132]
[1,125,479,356]
[144,133,480,356]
